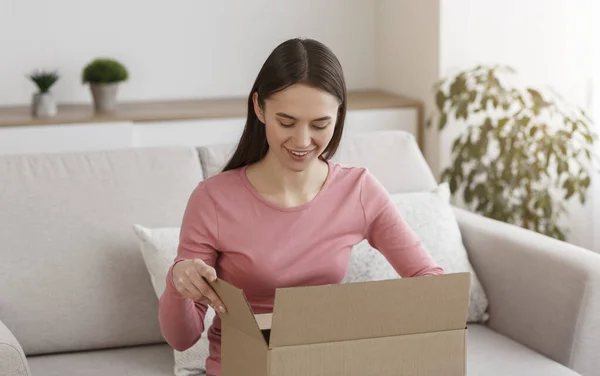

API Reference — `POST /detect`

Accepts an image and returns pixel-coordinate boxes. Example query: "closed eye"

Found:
[312,122,330,130]
[278,120,295,128]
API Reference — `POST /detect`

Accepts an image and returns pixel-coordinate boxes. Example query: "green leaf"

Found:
[480,96,490,109]
[463,186,474,203]
[435,91,446,110]
[456,101,469,120]
[491,97,499,108]
[451,137,462,153]
[519,116,531,128]
[529,126,538,137]
[449,75,467,97]
[527,88,544,103]
[468,91,477,102]
[449,176,458,193]
[557,159,568,175]
[438,113,448,130]
[564,180,575,200]
[582,176,591,188]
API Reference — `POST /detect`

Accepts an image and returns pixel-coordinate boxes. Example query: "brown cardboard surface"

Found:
[269,329,466,376]
[208,278,266,345]
[222,324,268,376]
[211,273,470,376]
[269,272,470,347]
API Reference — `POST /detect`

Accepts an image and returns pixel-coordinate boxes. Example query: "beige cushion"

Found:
[27,344,174,376]
[344,183,489,323]
[0,147,204,355]
[197,144,235,179]
[133,225,215,376]
[197,130,438,193]
[467,325,579,375]
[332,130,437,193]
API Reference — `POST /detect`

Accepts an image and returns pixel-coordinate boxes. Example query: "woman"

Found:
[158,37,443,375]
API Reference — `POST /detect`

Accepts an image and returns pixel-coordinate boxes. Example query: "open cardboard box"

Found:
[209,272,471,376]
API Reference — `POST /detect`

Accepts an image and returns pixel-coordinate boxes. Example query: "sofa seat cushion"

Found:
[467,325,580,375]
[27,344,175,376]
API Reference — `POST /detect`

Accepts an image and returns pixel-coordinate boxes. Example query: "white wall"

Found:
[0,0,375,106]
[439,0,596,250]
[375,0,441,176]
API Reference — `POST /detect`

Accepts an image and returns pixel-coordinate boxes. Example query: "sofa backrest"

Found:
[0,129,437,356]
[198,130,438,193]
[0,147,204,355]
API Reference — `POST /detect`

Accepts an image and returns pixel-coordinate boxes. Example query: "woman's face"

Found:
[253,83,339,172]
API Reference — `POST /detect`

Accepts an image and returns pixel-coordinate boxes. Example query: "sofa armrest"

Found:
[454,207,600,375]
[0,318,31,376]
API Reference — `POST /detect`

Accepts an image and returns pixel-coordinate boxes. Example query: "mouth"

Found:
[286,148,314,160]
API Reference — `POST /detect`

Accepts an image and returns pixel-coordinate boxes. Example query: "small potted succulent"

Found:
[28,70,60,118]
[81,58,129,114]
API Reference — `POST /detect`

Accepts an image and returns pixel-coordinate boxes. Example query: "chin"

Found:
[279,148,320,172]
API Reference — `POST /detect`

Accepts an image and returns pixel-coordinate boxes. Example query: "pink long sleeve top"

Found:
[158,161,444,376]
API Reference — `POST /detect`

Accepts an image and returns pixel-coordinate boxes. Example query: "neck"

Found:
[258,151,325,193]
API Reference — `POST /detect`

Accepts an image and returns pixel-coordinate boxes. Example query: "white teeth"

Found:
[290,150,309,156]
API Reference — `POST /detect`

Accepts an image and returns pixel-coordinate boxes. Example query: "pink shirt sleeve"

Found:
[359,170,444,277]
[158,182,220,352]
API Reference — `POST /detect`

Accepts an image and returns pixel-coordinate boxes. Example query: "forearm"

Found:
[0,318,31,376]
[158,263,208,352]
[454,206,600,375]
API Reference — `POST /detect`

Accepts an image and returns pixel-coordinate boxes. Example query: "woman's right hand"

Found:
[172,259,226,314]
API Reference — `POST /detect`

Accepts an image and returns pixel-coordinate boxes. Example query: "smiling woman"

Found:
[222,37,347,173]
[157,37,444,376]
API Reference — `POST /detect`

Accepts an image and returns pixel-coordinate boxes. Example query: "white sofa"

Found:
[1,130,599,376]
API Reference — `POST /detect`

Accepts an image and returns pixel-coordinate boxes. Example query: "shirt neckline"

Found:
[239,159,334,212]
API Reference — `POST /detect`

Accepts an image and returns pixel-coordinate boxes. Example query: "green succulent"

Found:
[82,58,129,84]
[28,70,60,93]
[430,64,598,241]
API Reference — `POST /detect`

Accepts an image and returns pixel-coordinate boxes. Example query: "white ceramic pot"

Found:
[90,82,119,113]
[31,92,57,118]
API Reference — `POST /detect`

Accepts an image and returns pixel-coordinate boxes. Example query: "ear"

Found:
[252,92,265,124]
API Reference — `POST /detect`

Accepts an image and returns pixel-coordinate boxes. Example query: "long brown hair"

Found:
[222,38,347,172]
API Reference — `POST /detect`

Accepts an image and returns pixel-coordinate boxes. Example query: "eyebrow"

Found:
[275,113,331,122]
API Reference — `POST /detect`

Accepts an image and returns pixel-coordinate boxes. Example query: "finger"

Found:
[194,259,217,282]
[181,283,205,302]
[183,267,225,312]
[185,267,212,299]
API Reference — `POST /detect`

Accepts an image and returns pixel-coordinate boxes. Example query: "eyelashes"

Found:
[277,121,329,130]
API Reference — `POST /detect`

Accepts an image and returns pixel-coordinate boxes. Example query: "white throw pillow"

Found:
[342,183,489,323]
[133,225,214,376]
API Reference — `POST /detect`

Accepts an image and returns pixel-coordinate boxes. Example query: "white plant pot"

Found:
[90,82,119,114]
[31,92,57,118]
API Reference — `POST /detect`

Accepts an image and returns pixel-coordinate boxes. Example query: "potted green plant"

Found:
[27,70,60,118]
[81,58,129,113]
[430,64,598,241]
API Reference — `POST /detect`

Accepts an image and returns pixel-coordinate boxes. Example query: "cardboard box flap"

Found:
[208,278,266,345]
[269,272,471,348]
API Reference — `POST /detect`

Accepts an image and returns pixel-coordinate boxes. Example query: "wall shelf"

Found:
[0,89,422,128]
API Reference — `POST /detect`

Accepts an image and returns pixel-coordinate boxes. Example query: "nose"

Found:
[292,125,312,149]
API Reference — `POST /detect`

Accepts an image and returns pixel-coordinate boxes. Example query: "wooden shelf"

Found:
[0,89,422,128]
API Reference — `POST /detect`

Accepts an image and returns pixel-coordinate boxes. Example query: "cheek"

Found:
[264,121,287,144]
[315,127,335,148]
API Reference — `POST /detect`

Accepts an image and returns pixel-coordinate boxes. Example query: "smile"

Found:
[286,148,314,160]
[290,150,309,156]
